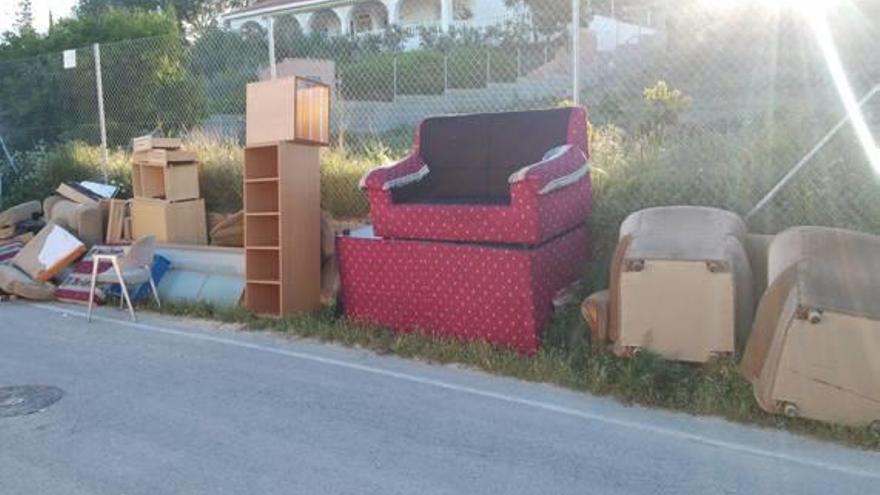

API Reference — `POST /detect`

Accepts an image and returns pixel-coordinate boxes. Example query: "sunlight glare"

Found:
[805,7,880,174]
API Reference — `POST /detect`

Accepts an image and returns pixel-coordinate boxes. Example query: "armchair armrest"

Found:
[508,144,589,194]
[359,154,429,191]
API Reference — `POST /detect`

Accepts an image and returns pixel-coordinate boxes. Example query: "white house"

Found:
[223,0,660,52]
[223,0,503,36]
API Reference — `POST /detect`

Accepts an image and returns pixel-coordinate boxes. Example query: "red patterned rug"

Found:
[55,245,126,305]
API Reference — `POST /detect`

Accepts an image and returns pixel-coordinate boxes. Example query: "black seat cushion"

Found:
[393,108,573,205]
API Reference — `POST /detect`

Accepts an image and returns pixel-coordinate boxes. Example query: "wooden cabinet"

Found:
[131,198,207,245]
[243,142,321,315]
[131,162,200,202]
[246,77,331,146]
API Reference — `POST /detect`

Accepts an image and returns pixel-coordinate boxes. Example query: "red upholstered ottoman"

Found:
[337,226,588,354]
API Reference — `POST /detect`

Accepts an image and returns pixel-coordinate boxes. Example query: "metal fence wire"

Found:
[1,0,879,248]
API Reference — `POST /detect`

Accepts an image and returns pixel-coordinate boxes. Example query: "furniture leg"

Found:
[112,258,136,322]
[146,265,161,308]
[87,258,100,322]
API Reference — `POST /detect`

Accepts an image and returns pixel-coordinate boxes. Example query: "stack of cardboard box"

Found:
[130,135,207,244]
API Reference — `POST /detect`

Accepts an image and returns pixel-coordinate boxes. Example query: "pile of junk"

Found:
[0,134,343,318]
[582,206,880,432]
[1,99,877,434]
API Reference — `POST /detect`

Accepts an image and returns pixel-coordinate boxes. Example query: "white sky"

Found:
[1,0,78,35]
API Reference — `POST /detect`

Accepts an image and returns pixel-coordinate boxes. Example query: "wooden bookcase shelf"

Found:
[244,146,279,179]
[245,282,281,315]
[243,142,320,316]
[244,182,279,213]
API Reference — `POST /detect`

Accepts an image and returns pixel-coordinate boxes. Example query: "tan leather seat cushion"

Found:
[0,201,41,238]
[44,197,104,247]
[0,264,56,300]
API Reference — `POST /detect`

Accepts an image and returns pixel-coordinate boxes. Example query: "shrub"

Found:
[339,54,394,101]
[1,136,396,221]
[1,142,130,207]
[183,132,244,213]
[396,51,445,95]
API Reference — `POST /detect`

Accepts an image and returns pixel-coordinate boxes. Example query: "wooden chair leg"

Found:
[87,258,100,323]
[112,258,136,322]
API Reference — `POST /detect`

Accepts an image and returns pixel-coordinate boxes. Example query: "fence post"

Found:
[444,55,449,93]
[267,16,277,79]
[486,50,491,84]
[572,0,581,105]
[93,43,109,181]
[517,47,522,78]
[393,57,398,101]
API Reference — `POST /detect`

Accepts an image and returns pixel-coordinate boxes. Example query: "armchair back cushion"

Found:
[396,107,581,204]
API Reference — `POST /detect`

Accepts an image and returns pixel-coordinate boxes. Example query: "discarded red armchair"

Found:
[341,107,592,354]
[360,107,591,245]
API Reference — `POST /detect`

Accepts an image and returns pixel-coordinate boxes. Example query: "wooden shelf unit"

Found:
[243,142,321,316]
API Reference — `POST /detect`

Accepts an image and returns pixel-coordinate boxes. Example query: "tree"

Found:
[0,8,206,148]
[15,0,35,34]
[76,0,251,36]
[503,0,593,37]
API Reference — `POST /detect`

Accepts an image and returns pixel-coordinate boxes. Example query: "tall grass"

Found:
[1,134,402,218]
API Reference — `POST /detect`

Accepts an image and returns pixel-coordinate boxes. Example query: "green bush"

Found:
[0,8,200,149]
[447,47,488,89]
[396,51,445,95]
[0,136,398,220]
[487,47,518,83]
[2,142,131,207]
[339,54,394,101]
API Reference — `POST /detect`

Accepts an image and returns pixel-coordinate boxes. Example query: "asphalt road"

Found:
[1,302,878,495]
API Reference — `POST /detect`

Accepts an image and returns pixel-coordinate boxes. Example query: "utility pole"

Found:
[572,0,582,104]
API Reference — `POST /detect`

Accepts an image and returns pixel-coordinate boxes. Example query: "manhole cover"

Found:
[0,386,64,418]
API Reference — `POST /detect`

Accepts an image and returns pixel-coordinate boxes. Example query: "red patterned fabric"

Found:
[361,107,591,245]
[361,154,425,191]
[0,240,23,265]
[338,226,589,354]
[55,244,126,305]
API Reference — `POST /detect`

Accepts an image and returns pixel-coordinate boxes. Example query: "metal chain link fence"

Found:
[1,0,879,258]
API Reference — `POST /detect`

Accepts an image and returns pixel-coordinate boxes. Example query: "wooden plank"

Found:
[131,162,143,198]
[105,199,126,244]
[56,182,100,206]
[278,142,321,314]
[246,78,297,146]
[132,135,181,153]
[122,216,132,242]
[165,163,200,202]
[132,149,198,167]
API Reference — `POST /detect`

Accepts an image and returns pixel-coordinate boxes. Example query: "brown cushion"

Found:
[0,201,41,235]
[0,264,56,300]
[45,198,104,248]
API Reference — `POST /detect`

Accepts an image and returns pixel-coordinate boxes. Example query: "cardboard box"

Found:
[246,76,330,146]
[131,162,200,201]
[131,198,207,245]
[132,135,181,153]
[12,223,86,281]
